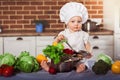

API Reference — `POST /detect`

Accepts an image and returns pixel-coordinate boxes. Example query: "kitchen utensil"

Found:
[82,19,98,31]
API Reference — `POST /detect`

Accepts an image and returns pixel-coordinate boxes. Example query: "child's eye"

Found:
[70,20,82,23]
[78,21,82,23]
[71,21,75,23]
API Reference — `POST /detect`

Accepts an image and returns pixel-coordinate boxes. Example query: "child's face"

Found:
[67,16,82,32]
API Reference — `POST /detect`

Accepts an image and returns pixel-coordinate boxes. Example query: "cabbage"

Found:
[0,53,15,66]
[97,53,113,65]
[18,51,29,58]
[15,51,40,73]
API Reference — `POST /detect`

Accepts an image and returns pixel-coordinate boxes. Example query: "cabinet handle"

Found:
[93,46,99,49]
[93,36,99,39]
[16,37,23,40]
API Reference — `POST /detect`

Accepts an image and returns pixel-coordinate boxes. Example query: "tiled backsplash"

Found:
[0,0,103,32]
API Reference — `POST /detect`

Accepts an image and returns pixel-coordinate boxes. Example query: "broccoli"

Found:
[92,59,111,75]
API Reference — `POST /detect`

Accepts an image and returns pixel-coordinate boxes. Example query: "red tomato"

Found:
[1,64,9,68]
[0,68,3,76]
[2,66,14,77]
[0,64,9,76]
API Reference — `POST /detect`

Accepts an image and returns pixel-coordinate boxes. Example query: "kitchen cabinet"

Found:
[3,36,54,57]
[114,34,120,60]
[89,35,114,60]
[0,37,3,54]
[3,36,36,57]
[36,36,54,62]
[1,34,114,60]
[36,36,54,55]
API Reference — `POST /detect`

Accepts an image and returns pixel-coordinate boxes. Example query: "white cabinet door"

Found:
[89,35,114,60]
[36,36,54,55]
[114,34,120,60]
[0,37,3,54]
[4,36,36,57]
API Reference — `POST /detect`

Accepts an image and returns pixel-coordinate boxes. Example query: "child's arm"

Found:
[84,41,92,58]
[85,41,91,53]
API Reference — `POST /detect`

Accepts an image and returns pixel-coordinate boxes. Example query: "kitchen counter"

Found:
[0,29,113,37]
[88,29,113,35]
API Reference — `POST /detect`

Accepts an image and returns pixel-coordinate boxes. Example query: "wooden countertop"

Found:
[0,29,113,37]
[88,29,114,35]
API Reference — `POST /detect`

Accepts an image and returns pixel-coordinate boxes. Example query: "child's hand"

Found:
[54,34,65,42]
[85,53,92,59]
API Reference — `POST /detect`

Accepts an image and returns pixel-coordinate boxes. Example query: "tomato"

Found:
[111,60,120,74]
[0,64,14,77]
[0,68,3,76]
[1,64,9,68]
[2,66,14,77]
[0,64,9,76]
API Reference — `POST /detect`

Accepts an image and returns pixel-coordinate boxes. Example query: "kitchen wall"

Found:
[0,0,103,32]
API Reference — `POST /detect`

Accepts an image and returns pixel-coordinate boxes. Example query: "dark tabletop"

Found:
[0,69,120,80]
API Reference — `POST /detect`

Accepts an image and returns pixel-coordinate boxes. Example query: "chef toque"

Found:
[60,2,88,24]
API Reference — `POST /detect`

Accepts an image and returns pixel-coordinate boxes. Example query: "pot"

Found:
[82,19,98,31]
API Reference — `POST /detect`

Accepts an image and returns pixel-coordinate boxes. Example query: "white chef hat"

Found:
[59,2,88,24]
